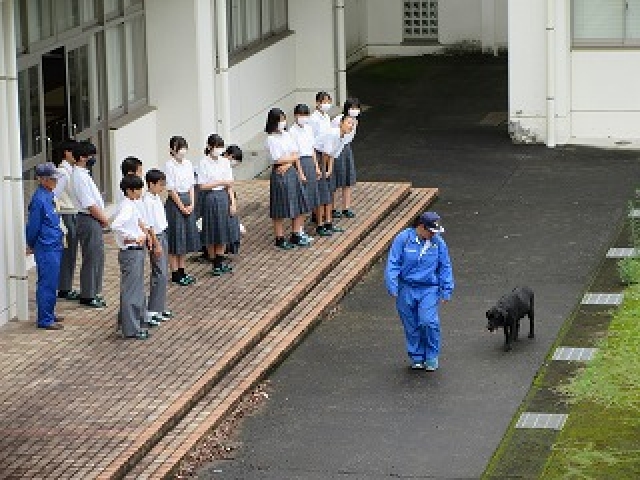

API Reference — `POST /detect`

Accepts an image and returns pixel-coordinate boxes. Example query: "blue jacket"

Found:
[25,185,63,251]
[384,227,454,300]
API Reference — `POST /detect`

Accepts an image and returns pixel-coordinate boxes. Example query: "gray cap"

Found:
[35,162,61,179]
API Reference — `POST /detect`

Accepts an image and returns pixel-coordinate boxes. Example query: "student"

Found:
[141,169,174,323]
[331,98,361,218]
[264,108,311,249]
[111,174,150,340]
[288,104,320,242]
[165,136,200,286]
[197,134,237,276]
[71,141,109,308]
[315,115,355,236]
[26,163,65,330]
[223,145,243,255]
[309,91,333,141]
[53,139,80,301]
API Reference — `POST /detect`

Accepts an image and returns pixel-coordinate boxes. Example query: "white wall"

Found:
[345,0,368,63]
[366,0,403,52]
[440,0,508,48]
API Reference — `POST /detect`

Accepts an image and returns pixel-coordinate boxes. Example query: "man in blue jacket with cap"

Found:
[26,162,65,330]
[385,212,454,371]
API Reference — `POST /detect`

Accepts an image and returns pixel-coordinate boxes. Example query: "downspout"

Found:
[335,0,347,106]
[546,0,556,148]
[3,0,29,321]
[215,0,231,142]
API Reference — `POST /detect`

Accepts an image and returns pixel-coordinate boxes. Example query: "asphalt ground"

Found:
[197,54,640,479]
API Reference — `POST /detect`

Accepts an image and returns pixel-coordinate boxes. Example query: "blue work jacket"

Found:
[384,227,454,300]
[25,185,63,251]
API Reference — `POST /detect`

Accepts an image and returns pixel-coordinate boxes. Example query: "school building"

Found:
[1,0,638,326]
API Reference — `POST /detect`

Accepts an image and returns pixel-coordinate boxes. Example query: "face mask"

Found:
[348,109,361,118]
[297,116,309,126]
[175,148,187,160]
[230,159,239,167]
[212,147,225,157]
[86,156,97,168]
[320,103,332,113]
[278,121,287,132]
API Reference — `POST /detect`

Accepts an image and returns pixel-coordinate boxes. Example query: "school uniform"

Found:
[266,131,309,219]
[197,155,238,247]
[309,110,332,141]
[53,160,79,297]
[289,122,321,211]
[71,165,105,302]
[164,157,201,255]
[141,191,169,316]
[331,115,357,188]
[314,127,349,206]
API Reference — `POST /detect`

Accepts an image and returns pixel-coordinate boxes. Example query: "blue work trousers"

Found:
[396,284,441,363]
[35,248,62,327]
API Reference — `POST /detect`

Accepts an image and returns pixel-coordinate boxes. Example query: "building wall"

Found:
[439,0,508,48]
[345,0,368,63]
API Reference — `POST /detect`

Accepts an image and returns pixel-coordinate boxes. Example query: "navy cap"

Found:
[419,211,444,233]
[35,162,61,179]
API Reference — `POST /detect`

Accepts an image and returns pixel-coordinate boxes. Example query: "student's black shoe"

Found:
[316,225,333,237]
[290,234,311,247]
[275,238,295,250]
[332,209,342,218]
[173,276,191,286]
[144,318,161,327]
[126,330,150,340]
[58,290,80,300]
[79,298,106,309]
[184,274,197,284]
[342,209,356,218]
[330,224,345,233]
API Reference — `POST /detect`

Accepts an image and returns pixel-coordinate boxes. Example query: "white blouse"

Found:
[315,127,348,159]
[111,197,145,250]
[197,155,233,191]
[309,110,331,141]
[165,157,196,193]
[141,191,168,233]
[71,166,105,212]
[265,132,299,165]
[331,114,357,144]
[288,123,315,157]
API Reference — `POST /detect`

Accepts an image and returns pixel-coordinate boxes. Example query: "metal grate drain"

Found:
[606,248,636,258]
[515,413,567,430]
[581,293,623,305]
[552,347,598,361]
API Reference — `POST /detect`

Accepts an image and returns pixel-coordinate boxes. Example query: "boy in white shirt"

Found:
[111,175,150,340]
[142,169,173,323]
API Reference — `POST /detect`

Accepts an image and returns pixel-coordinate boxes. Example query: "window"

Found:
[228,0,289,54]
[573,0,640,46]
[27,0,54,44]
[56,0,80,33]
[403,1,439,41]
[105,24,125,112]
[125,15,147,105]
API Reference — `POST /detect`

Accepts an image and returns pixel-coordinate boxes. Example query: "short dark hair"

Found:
[121,156,143,177]
[224,145,243,162]
[72,141,97,160]
[265,108,285,134]
[294,104,311,116]
[169,136,188,153]
[315,91,331,103]
[342,97,361,117]
[53,139,77,166]
[145,168,166,186]
[204,133,224,155]
[120,173,144,194]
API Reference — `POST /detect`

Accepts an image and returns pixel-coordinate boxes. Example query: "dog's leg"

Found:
[503,324,512,352]
[528,293,535,339]
[515,318,520,341]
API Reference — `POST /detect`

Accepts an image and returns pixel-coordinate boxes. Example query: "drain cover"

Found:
[581,293,623,305]
[552,347,598,361]
[516,413,567,430]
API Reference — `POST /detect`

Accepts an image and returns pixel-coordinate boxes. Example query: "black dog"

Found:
[486,287,535,352]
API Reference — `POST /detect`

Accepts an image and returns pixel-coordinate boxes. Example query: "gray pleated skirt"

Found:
[200,189,233,246]
[332,143,357,188]
[166,192,201,255]
[316,152,334,206]
[227,215,241,255]
[269,166,310,219]
[299,155,321,211]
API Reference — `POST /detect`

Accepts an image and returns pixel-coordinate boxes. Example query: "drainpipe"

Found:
[335,0,347,106]
[216,0,231,142]
[2,0,29,321]
[546,0,556,148]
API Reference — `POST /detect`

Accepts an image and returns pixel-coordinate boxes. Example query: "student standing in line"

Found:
[315,115,355,236]
[142,169,174,324]
[331,98,361,218]
[111,174,150,340]
[309,91,333,141]
[197,134,237,276]
[26,163,65,330]
[265,108,311,249]
[222,145,243,255]
[71,141,109,308]
[165,136,200,286]
[288,104,320,242]
[53,139,80,301]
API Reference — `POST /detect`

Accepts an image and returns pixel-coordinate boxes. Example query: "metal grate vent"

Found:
[403,1,438,40]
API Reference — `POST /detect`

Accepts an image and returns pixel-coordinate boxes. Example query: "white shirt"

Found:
[265,132,299,165]
[140,191,168,234]
[71,166,104,212]
[165,157,196,193]
[53,160,76,212]
[288,123,316,157]
[111,197,145,250]
[309,110,331,141]
[315,127,348,158]
[198,155,233,191]
[331,114,357,144]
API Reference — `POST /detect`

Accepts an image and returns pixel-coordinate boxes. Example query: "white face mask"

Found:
[320,103,332,113]
[297,116,309,126]
[212,147,225,157]
[230,159,239,167]
[278,121,287,132]
[348,108,361,118]
[175,148,187,160]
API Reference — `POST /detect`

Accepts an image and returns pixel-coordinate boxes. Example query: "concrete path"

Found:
[198,55,640,479]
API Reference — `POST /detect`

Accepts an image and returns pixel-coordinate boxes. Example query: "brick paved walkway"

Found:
[0,181,433,479]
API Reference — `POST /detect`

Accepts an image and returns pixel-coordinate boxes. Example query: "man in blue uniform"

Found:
[385,212,454,371]
[26,163,65,330]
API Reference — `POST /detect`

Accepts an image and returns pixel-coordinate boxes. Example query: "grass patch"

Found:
[541,284,640,479]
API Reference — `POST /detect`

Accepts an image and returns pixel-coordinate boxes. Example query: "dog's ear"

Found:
[486,309,492,319]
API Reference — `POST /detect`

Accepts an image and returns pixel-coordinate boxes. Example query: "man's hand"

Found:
[26,247,33,256]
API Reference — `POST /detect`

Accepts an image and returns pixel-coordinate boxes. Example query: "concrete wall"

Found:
[440,0,508,48]
[345,0,368,63]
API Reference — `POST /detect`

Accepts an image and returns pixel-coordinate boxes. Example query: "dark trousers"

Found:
[58,213,78,292]
[118,248,146,337]
[77,213,104,299]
